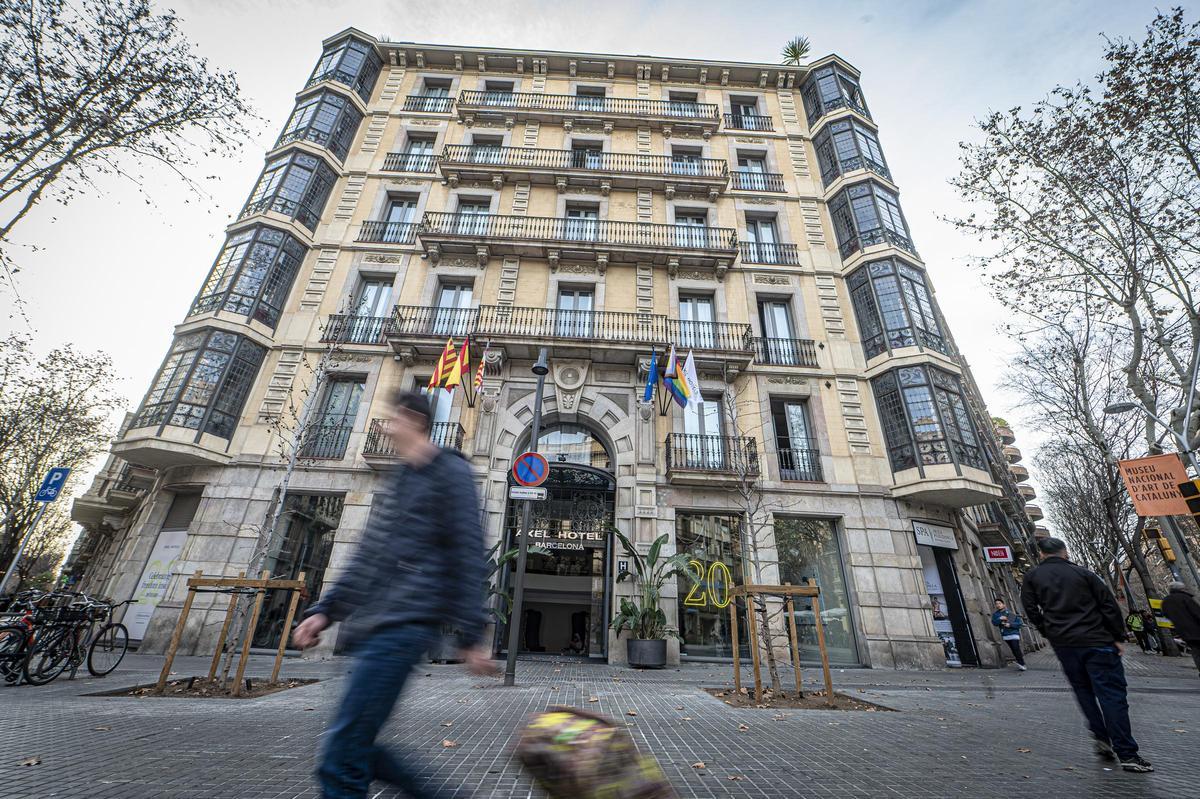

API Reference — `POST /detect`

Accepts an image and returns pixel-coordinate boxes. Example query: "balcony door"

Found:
[731,99,758,125]
[674,212,708,248]
[745,216,778,263]
[433,282,473,337]
[556,287,594,338]
[308,378,363,459]
[671,147,703,176]
[772,399,819,481]
[678,295,715,350]
[401,136,435,170]
[383,197,417,242]
[416,80,450,111]
[347,279,391,343]
[455,201,490,235]
[469,135,503,165]
[564,205,600,241]
[575,87,605,112]
[417,378,454,446]
[668,91,700,119]
[759,298,799,365]
[683,396,725,469]
[571,143,604,170]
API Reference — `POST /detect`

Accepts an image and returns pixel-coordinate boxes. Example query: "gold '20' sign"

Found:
[683,560,734,609]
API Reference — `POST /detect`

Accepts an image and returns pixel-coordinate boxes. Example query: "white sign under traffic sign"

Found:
[508,485,548,501]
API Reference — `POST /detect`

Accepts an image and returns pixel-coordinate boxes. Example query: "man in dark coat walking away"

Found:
[1161,581,1200,675]
[1021,537,1153,773]
[292,390,496,799]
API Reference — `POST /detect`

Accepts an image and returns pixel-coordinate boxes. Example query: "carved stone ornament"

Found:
[677,269,712,281]
[440,256,476,268]
[362,253,402,264]
[481,390,500,414]
[552,359,589,414]
[638,400,655,421]
[745,198,776,205]
[767,376,810,386]
[556,263,596,275]
[409,120,441,127]
[754,274,791,285]
[735,137,766,144]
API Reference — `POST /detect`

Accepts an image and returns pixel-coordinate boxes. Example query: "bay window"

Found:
[872,365,986,473]
[848,258,948,359]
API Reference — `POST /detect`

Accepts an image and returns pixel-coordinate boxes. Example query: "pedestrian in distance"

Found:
[292,389,497,799]
[991,598,1027,671]
[1160,581,1200,676]
[1125,609,1151,654]
[1140,608,1161,653]
[1021,537,1153,773]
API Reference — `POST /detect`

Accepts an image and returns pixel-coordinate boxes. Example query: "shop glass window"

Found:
[243,151,337,232]
[828,181,914,260]
[847,258,948,359]
[813,119,889,185]
[675,513,747,659]
[276,90,363,162]
[871,366,986,473]
[190,225,306,328]
[775,517,859,665]
[133,330,266,439]
[307,37,382,103]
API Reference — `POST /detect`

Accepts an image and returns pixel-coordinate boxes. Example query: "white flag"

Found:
[682,350,702,407]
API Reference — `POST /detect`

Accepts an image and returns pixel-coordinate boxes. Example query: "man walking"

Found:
[1161,581,1200,676]
[1021,537,1153,773]
[292,390,495,798]
[991,599,1026,670]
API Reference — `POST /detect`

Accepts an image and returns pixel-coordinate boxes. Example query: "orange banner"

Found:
[1117,454,1191,516]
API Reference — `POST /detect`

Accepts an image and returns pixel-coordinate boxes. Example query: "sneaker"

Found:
[1120,755,1154,773]
[1017,664,1027,671]
[1093,739,1117,761]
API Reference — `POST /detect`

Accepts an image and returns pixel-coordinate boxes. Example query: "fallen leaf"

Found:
[681,716,693,721]
[18,757,40,766]
[727,775,744,781]
[441,739,458,748]
[441,721,453,727]
[1174,729,1188,733]
[691,762,706,770]
[588,697,599,703]
[1017,748,1031,753]
[674,705,684,710]
[93,726,111,731]
[737,724,749,731]
[626,710,638,717]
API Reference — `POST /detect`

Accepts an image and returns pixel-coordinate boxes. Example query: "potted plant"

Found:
[610,529,693,668]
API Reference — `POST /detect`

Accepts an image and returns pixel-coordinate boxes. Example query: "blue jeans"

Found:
[318,623,453,799]
[1052,644,1138,758]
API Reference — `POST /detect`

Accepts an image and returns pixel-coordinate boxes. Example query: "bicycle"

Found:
[80,598,136,677]
[1,592,137,686]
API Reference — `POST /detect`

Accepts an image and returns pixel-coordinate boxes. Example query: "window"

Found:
[668,90,700,119]
[375,196,418,243]
[333,277,392,344]
[469,134,504,164]
[414,376,454,429]
[734,151,774,191]
[771,400,820,480]
[190,225,306,328]
[801,64,869,125]
[575,86,606,111]
[353,279,391,317]
[455,199,490,235]
[670,146,704,176]
[758,298,803,364]
[775,517,859,664]
[535,423,611,470]
[730,97,758,119]
[828,181,913,260]
[813,118,889,186]
[243,151,337,232]
[483,80,515,107]
[395,135,436,171]
[564,204,599,241]
[675,513,746,658]
[848,258,948,359]
[134,330,266,439]
[678,294,715,349]
[433,281,474,336]
[302,378,364,459]
[307,36,382,103]
[674,210,709,248]
[556,286,594,337]
[570,141,604,169]
[682,395,726,469]
[422,78,451,97]
[408,79,452,112]
[743,216,780,263]
[276,90,363,163]
[872,366,985,472]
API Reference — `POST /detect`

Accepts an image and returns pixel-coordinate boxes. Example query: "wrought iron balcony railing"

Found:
[358,220,420,244]
[392,305,479,338]
[403,95,454,113]
[299,421,353,460]
[439,145,729,179]
[382,152,437,173]
[752,337,819,367]
[665,434,759,477]
[456,90,721,122]
[739,241,802,265]
[321,314,395,345]
[723,113,774,131]
[420,213,738,252]
[731,171,785,192]
[819,154,891,187]
[364,418,465,456]
[777,441,823,482]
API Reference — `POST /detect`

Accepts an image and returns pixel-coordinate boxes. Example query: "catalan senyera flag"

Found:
[474,341,490,390]
[448,337,470,388]
[428,338,459,390]
[661,345,690,409]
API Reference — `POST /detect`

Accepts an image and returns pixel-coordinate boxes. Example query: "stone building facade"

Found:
[72,31,1039,669]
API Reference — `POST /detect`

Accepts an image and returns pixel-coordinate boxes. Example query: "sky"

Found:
[2,0,1166,533]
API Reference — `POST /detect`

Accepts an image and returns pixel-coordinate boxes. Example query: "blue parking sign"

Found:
[35,467,71,503]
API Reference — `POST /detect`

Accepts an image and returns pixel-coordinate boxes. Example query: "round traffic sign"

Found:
[512,451,550,487]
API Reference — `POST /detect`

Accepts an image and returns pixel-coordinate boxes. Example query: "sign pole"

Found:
[504,348,549,687]
[0,502,49,596]
[0,467,71,596]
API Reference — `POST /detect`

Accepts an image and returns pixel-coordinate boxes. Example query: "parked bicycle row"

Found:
[0,589,135,686]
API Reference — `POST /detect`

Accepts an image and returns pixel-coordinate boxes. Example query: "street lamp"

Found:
[503,347,549,686]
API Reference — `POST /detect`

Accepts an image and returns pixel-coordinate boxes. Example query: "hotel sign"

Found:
[913,521,958,550]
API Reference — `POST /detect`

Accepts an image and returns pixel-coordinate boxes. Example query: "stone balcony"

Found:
[455,90,721,138]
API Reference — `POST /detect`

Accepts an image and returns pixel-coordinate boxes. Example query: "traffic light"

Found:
[1144,524,1176,563]
[1179,479,1200,525]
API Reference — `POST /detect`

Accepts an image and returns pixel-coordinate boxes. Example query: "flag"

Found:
[428,338,459,389]
[446,336,470,389]
[642,348,658,402]
[474,341,490,390]
[681,350,701,406]
[662,345,690,408]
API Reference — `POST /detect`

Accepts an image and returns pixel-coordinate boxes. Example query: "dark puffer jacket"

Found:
[1161,587,1200,642]
[305,448,486,647]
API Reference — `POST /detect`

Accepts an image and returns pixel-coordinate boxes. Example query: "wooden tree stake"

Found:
[809,578,834,706]
[156,570,202,694]
[208,571,245,681]
[729,599,741,694]
[785,595,803,697]
[271,571,305,684]
[232,571,269,697]
[745,593,764,703]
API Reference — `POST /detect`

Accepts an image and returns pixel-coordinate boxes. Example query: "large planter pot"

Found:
[626,638,667,669]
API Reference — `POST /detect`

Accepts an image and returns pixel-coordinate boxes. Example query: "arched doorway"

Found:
[498,424,615,660]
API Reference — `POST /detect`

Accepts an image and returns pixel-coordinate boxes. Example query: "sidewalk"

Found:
[0,647,1195,798]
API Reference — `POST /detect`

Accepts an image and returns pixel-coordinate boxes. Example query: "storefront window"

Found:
[675,513,747,659]
[775,517,860,665]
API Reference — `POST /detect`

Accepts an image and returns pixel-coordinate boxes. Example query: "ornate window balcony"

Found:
[304,36,382,103]
[730,171,785,192]
[829,181,916,261]
[848,258,950,361]
[455,90,720,136]
[299,420,354,460]
[402,94,454,114]
[814,118,890,188]
[437,145,728,198]
[417,212,738,272]
[357,220,420,245]
[777,441,823,482]
[239,151,337,233]
[363,418,464,467]
[801,64,871,128]
[320,314,396,345]
[275,90,363,163]
[189,225,306,330]
[751,337,819,367]
[382,152,438,173]
[723,112,774,131]
[739,241,801,266]
[665,434,760,485]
